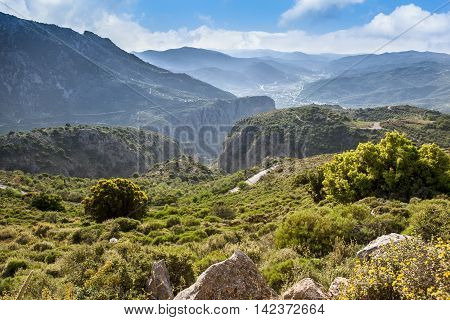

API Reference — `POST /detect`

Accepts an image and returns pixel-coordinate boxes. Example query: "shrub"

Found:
[83,178,148,222]
[212,201,235,220]
[317,132,449,203]
[31,193,64,211]
[165,216,181,228]
[110,217,141,232]
[275,207,355,256]
[0,227,17,241]
[1,259,27,278]
[33,222,53,238]
[32,241,54,252]
[408,199,450,241]
[150,247,195,294]
[344,239,449,300]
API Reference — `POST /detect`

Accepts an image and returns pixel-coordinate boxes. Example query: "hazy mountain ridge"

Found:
[0,13,276,136]
[136,47,450,112]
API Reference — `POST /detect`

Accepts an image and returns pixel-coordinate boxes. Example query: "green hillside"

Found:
[0,132,448,299]
[0,125,180,178]
[219,105,450,172]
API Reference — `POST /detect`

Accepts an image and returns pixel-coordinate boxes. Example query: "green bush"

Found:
[110,217,141,232]
[275,207,355,256]
[212,201,235,219]
[31,193,64,211]
[408,199,450,241]
[2,259,27,278]
[83,178,148,222]
[165,216,181,228]
[316,132,449,203]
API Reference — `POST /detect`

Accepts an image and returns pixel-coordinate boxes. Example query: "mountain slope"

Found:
[299,61,450,111]
[219,105,450,172]
[135,47,309,94]
[0,13,276,134]
[0,125,181,177]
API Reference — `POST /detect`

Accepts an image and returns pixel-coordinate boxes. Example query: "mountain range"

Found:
[137,47,450,112]
[0,13,274,140]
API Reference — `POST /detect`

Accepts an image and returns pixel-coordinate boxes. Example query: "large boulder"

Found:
[174,250,277,300]
[328,277,348,299]
[282,278,328,300]
[357,233,411,259]
[146,260,174,300]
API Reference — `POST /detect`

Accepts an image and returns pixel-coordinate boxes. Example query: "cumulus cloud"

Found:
[279,0,365,25]
[0,2,450,54]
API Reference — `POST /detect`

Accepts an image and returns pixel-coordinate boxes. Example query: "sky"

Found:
[0,0,450,54]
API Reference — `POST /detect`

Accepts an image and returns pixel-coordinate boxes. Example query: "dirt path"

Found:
[230,165,279,193]
[368,122,383,130]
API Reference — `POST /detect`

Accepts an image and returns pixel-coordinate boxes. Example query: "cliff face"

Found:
[0,126,180,178]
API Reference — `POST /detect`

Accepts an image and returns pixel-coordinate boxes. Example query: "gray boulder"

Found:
[282,278,328,300]
[146,260,174,300]
[174,250,277,300]
[328,277,348,299]
[357,233,411,259]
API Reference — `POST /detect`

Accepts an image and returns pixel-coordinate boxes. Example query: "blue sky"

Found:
[129,0,448,33]
[1,1,450,53]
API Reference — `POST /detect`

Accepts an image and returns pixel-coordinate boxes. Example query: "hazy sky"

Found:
[1,0,450,54]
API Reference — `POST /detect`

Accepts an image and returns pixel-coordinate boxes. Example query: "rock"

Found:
[328,277,348,299]
[174,250,277,300]
[282,278,328,300]
[109,237,118,244]
[357,233,411,259]
[146,260,174,300]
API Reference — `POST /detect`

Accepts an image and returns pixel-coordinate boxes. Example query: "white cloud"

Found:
[280,0,365,25]
[0,2,450,54]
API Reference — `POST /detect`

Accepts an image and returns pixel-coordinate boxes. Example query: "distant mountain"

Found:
[223,49,339,70]
[135,47,311,91]
[137,48,450,112]
[219,105,450,172]
[0,13,274,139]
[326,51,450,75]
[0,125,181,177]
[299,59,450,111]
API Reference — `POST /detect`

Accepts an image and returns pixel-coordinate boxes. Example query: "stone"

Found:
[357,233,411,259]
[282,278,328,300]
[109,237,118,244]
[328,277,348,299]
[146,260,174,300]
[174,250,277,300]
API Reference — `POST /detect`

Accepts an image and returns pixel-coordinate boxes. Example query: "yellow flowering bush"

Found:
[344,238,449,300]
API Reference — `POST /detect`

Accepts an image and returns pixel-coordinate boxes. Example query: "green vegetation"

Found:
[307,132,449,203]
[31,193,64,212]
[83,179,149,222]
[0,129,448,300]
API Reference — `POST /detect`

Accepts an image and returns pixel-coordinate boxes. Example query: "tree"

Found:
[83,178,148,222]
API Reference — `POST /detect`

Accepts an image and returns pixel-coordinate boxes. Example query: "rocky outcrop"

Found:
[146,260,174,300]
[357,233,411,259]
[328,277,348,299]
[281,278,328,300]
[174,250,277,300]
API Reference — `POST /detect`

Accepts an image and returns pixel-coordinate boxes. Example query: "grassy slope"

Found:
[1,152,446,299]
